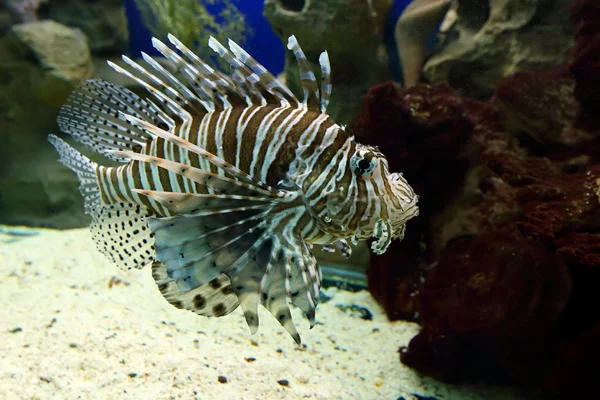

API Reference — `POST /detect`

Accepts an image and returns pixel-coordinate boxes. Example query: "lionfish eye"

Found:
[350,151,377,177]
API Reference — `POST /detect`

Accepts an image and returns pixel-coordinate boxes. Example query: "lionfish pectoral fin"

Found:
[145,204,321,345]
[143,188,320,344]
[152,262,240,317]
[321,239,351,257]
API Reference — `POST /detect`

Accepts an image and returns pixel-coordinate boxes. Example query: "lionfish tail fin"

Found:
[49,135,155,271]
[49,136,156,271]
[48,134,100,214]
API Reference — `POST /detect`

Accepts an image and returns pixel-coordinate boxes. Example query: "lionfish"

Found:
[49,34,419,344]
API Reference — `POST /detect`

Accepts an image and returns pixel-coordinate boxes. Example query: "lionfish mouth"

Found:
[369,185,420,255]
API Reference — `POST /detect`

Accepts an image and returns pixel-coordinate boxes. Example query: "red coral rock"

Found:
[355,1,600,390]
[569,0,600,131]
[353,83,472,207]
[355,83,476,319]
[402,232,572,383]
[493,71,593,146]
[482,153,600,245]
[367,238,425,322]
[544,322,600,399]
[556,232,600,266]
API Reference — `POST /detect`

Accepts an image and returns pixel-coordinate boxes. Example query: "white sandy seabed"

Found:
[0,228,529,400]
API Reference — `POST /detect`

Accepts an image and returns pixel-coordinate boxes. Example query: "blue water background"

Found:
[124,0,414,81]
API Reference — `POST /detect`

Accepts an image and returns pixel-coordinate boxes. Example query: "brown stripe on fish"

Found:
[183,116,210,194]
[252,107,300,184]
[236,105,274,174]
[96,165,114,204]
[117,165,136,204]
[157,134,177,194]
[154,137,174,195]
[333,164,354,223]
[183,114,202,169]
[220,106,246,167]
[130,160,155,211]
[234,105,262,168]
[141,139,169,216]
[371,178,386,221]
[106,167,124,204]
[213,107,232,175]
[190,111,210,176]
[247,106,292,179]
[361,180,378,228]
[347,176,369,233]
[107,167,126,202]
[264,109,319,186]
[341,173,359,230]
[203,111,220,175]
[164,137,187,194]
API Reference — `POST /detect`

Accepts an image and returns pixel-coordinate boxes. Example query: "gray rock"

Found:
[9,20,93,106]
[41,0,129,55]
[263,0,392,125]
[423,0,574,99]
[0,20,93,228]
[0,9,12,36]
[1,0,47,23]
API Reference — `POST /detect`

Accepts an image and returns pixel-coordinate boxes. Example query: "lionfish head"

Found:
[333,143,419,254]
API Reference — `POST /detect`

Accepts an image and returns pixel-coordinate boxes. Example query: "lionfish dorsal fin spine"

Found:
[207,36,281,106]
[165,33,240,106]
[286,35,320,111]
[56,79,172,162]
[106,59,187,124]
[141,47,212,113]
[225,37,300,108]
[319,51,332,113]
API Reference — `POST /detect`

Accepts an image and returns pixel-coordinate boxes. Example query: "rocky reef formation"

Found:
[0,20,93,228]
[423,0,574,99]
[0,0,129,228]
[263,0,391,125]
[355,0,600,396]
[41,0,129,55]
[1,0,43,23]
[1,0,128,54]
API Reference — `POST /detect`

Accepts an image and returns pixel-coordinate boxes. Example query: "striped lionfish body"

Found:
[49,34,419,344]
